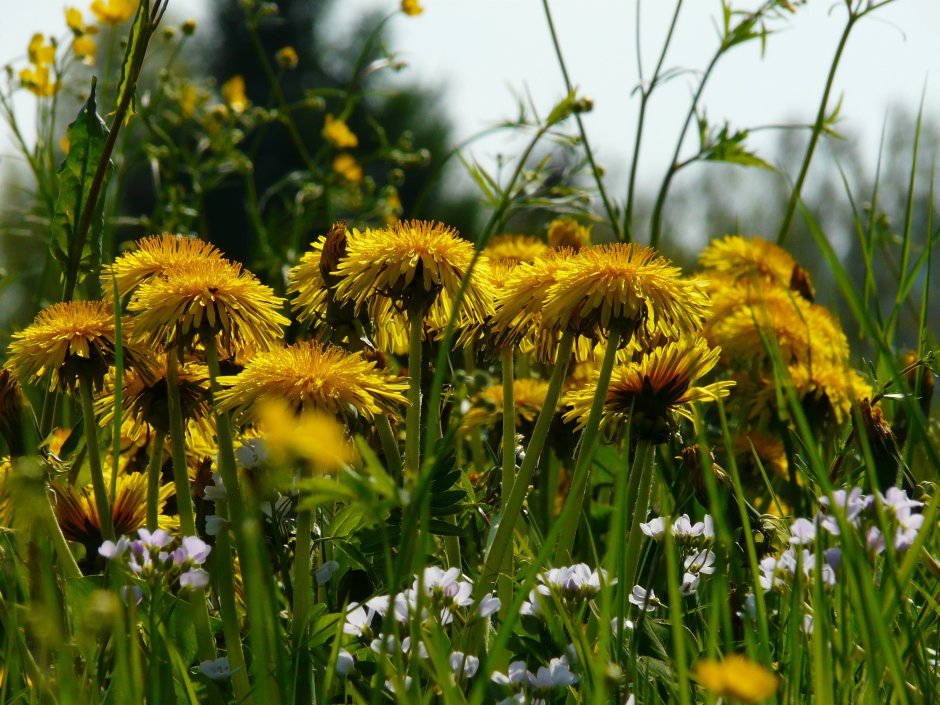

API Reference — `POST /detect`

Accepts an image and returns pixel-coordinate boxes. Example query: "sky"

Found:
[2,1,939,195]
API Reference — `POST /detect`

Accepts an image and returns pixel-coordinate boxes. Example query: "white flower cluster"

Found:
[99,529,212,598]
[640,513,717,596]
[520,563,609,617]
[491,656,579,705]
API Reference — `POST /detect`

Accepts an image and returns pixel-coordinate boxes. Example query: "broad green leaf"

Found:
[116,1,148,126]
[51,80,110,296]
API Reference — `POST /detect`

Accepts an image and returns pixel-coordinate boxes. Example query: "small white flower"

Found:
[450,651,479,678]
[529,656,578,689]
[683,549,716,575]
[205,515,227,537]
[628,585,658,612]
[315,560,340,585]
[235,437,268,469]
[198,657,232,680]
[203,472,226,504]
[789,517,817,545]
[639,516,666,539]
[180,568,210,590]
[384,676,412,694]
[477,593,501,618]
[680,572,700,596]
[335,648,354,676]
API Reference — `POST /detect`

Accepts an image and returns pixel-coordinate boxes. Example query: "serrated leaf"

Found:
[115,2,148,126]
[51,80,109,296]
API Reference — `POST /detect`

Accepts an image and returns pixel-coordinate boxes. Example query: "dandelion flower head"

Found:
[104,234,225,296]
[694,654,779,703]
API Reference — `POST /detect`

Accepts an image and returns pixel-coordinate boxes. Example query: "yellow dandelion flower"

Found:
[127,258,288,357]
[90,0,138,24]
[104,233,225,296]
[694,654,779,703]
[216,340,409,425]
[73,35,96,64]
[700,234,799,286]
[563,337,733,442]
[53,472,175,550]
[543,243,710,342]
[547,218,591,251]
[401,0,424,16]
[221,75,249,112]
[333,153,363,183]
[484,234,547,265]
[0,370,27,456]
[332,220,494,325]
[6,301,150,393]
[461,378,552,432]
[322,113,358,149]
[256,400,357,470]
[275,46,299,70]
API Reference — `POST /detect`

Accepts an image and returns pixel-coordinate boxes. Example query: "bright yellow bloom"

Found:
[221,75,249,112]
[461,378,552,432]
[103,233,225,296]
[127,258,288,357]
[0,458,12,528]
[332,220,494,326]
[28,34,56,65]
[563,337,733,442]
[275,46,299,69]
[6,301,150,393]
[700,234,801,290]
[543,243,710,342]
[401,0,424,16]
[333,153,363,183]
[256,400,357,470]
[694,654,779,703]
[547,218,590,251]
[73,36,97,64]
[216,340,408,425]
[484,234,547,265]
[322,113,358,149]
[66,7,86,33]
[19,64,59,98]
[90,0,138,25]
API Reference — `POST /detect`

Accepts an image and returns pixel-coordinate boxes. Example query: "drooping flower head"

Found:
[563,337,733,442]
[700,234,814,300]
[128,258,288,357]
[542,243,710,344]
[103,234,225,297]
[6,301,151,393]
[216,340,408,425]
[332,220,495,327]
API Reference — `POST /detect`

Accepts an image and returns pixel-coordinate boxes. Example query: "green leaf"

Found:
[51,80,110,296]
[166,595,199,666]
[115,1,148,126]
[703,126,774,170]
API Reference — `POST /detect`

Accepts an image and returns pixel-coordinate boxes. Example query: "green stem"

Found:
[145,430,166,531]
[498,347,516,616]
[477,331,575,596]
[662,483,691,705]
[79,382,113,541]
[165,351,196,536]
[554,326,623,562]
[212,507,252,702]
[621,440,654,592]
[375,414,403,482]
[292,502,313,643]
[404,307,424,480]
[776,14,856,245]
[41,485,82,580]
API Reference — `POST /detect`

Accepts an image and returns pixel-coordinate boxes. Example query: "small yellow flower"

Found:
[73,36,97,64]
[401,0,424,15]
[90,0,138,25]
[221,75,249,113]
[275,45,299,70]
[462,378,553,432]
[256,400,357,470]
[333,153,363,183]
[66,7,87,34]
[322,113,358,149]
[19,64,59,98]
[694,654,779,703]
[28,34,56,65]
[181,18,197,36]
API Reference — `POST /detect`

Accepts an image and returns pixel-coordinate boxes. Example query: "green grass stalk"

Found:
[498,347,516,617]
[79,381,114,542]
[145,430,166,531]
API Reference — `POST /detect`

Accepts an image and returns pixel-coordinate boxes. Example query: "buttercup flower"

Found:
[221,75,248,112]
[401,0,424,16]
[128,258,288,356]
[91,0,138,24]
[322,114,358,149]
[216,340,408,425]
[332,153,362,183]
[275,46,299,69]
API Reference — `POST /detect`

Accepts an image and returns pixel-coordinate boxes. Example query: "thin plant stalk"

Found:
[145,430,166,531]
[41,489,82,580]
[292,491,314,643]
[375,414,403,481]
[498,347,516,616]
[404,306,424,480]
[621,439,654,592]
[212,507,252,702]
[165,351,196,536]
[554,326,623,562]
[477,330,575,596]
[78,381,113,541]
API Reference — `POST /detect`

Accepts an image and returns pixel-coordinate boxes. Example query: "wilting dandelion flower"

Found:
[332,220,494,325]
[216,341,408,425]
[7,301,150,393]
[542,243,709,342]
[694,654,779,703]
[103,234,225,296]
[128,258,288,356]
[563,337,733,442]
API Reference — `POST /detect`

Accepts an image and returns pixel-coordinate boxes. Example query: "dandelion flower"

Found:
[700,235,799,287]
[694,654,779,703]
[216,340,408,425]
[483,234,547,265]
[322,114,358,149]
[563,337,733,442]
[90,0,138,24]
[462,378,552,432]
[103,234,225,296]
[6,301,150,393]
[547,218,591,251]
[128,258,288,356]
[332,220,494,325]
[542,243,710,342]
[256,400,357,469]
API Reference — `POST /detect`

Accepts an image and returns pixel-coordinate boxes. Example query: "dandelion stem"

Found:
[165,350,196,536]
[292,496,314,643]
[405,305,424,480]
[212,505,252,702]
[40,487,82,580]
[478,330,575,596]
[145,430,166,532]
[554,326,623,562]
[498,347,516,616]
[621,440,654,592]
[79,381,113,542]
[375,414,403,481]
